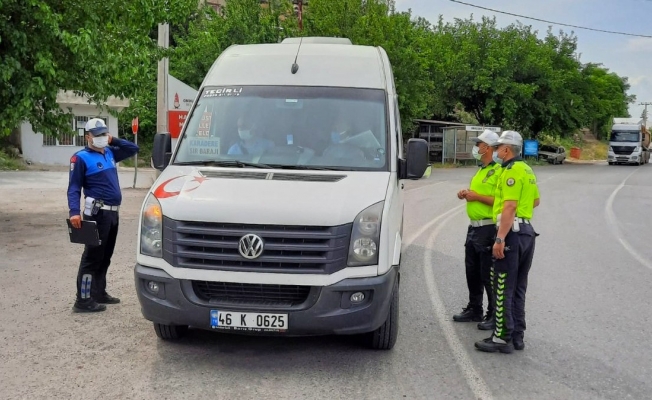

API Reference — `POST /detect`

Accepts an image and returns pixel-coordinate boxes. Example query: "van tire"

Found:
[154,322,188,340]
[366,279,399,350]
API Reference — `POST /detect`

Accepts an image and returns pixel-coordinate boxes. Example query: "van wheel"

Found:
[366,279,399,350]
[154,322,188,340]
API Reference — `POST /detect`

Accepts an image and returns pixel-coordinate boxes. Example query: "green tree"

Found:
[582,63,635,139]
[117,0,298,153]
[0,0,198,137]
[304,0,436,134]
[428,16,634,139]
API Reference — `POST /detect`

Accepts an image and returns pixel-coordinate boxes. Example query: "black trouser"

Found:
[76,209,119,301]
[492,223,537,341]
[464,224,496,314]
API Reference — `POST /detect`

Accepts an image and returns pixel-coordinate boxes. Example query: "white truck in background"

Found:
[608,118,650,165]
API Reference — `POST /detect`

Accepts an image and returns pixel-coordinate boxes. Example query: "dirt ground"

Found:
[0,186,153,399]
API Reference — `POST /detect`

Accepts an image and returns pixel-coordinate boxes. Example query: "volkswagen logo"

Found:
[238,234,264,259]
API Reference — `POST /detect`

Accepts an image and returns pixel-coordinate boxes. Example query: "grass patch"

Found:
[576,140,608,160]
[120,156,152,168]
[0,149,25,171]
[119,146,152,168]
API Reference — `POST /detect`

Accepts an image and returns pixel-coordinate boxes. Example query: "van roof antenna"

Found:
[291,37,303,74]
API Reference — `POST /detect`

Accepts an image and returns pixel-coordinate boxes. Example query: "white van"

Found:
[136,37,429,350]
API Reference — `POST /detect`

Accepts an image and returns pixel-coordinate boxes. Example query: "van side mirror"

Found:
[152,132,172,171]
[400,138,429,180]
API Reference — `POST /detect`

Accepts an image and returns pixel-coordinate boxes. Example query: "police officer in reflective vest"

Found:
[67,118,139,313]
[475,130,540,353]
[453,130,502,331]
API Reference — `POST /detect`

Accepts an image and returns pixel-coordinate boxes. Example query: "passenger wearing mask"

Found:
[329,117,352,145]
[227,116,274,156]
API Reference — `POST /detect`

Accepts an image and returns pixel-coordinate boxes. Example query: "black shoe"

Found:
[96,293,121,304]
[513,332,525,350]
[477,312,495,331]
[453,305,483,322]
[73,299,107,313]
[475,336,514,354]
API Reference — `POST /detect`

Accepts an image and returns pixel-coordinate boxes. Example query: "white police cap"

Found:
[471,129,500,146]
[84,118,109,136]
[493,130,523,147]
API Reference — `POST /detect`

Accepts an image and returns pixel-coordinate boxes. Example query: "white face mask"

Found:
[238,129,252,141]
[472,145,485,161]
[494,148,503,164]
[92,136,109,148]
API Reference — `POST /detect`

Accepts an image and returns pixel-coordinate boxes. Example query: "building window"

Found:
[42,116,107,146]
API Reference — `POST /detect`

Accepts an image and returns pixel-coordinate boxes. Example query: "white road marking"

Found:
[422,207,494,400]
[605,168,652,271]
[404,204,465,246]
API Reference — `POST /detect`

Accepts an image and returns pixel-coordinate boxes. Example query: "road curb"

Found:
[564,159,606,165]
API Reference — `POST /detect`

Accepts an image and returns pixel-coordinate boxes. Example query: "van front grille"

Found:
[192,281,311,306]
[162,218,352,274]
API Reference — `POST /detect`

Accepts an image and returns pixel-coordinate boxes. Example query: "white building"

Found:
[18,91,130,166]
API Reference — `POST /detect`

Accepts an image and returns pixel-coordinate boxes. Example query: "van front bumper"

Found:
[134,264,398,336]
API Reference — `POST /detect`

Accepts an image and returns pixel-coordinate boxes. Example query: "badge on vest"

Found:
[482,169,495,183]
[506,178,515,186]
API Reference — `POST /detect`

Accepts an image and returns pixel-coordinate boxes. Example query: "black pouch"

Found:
[91,199,103,216]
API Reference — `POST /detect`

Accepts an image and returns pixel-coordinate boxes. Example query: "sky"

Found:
[394,0,652,120]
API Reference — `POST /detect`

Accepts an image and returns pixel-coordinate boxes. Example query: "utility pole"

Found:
[640,102,652,128]
[157,23,169,135]
[155,23,169,178]
[293,0,305,31]
[298,0,303,31]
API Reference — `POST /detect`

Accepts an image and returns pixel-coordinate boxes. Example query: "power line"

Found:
[449,0,652,39]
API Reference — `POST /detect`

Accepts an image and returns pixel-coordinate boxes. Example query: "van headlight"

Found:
[348,202,383,267]
[140,194,163,257]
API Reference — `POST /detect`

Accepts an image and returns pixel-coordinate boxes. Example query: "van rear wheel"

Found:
[154,322,188,340]
[365,279,399,350]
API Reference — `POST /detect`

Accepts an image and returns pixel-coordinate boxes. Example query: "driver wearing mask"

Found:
[227,116,274,155]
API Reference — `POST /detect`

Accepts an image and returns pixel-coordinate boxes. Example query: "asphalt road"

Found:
[0,163,650,400]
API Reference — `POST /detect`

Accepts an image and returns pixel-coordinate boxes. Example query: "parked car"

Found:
[538,144,566,164]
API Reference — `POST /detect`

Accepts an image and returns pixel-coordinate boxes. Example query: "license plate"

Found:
[210,310,288,332]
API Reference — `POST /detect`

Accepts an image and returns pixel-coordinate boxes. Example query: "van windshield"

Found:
[610,130,640,142]
[173,86,389,171]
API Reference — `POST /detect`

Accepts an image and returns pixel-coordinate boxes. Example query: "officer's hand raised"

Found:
[70,215,82,229]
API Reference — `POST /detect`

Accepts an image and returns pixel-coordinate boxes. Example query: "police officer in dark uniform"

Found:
[475,130,540,353]
[453,130,502,331]
[67,118,139,313]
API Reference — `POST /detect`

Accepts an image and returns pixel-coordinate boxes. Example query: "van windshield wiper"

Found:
[173,160,274,169]
[268,164,345,171]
